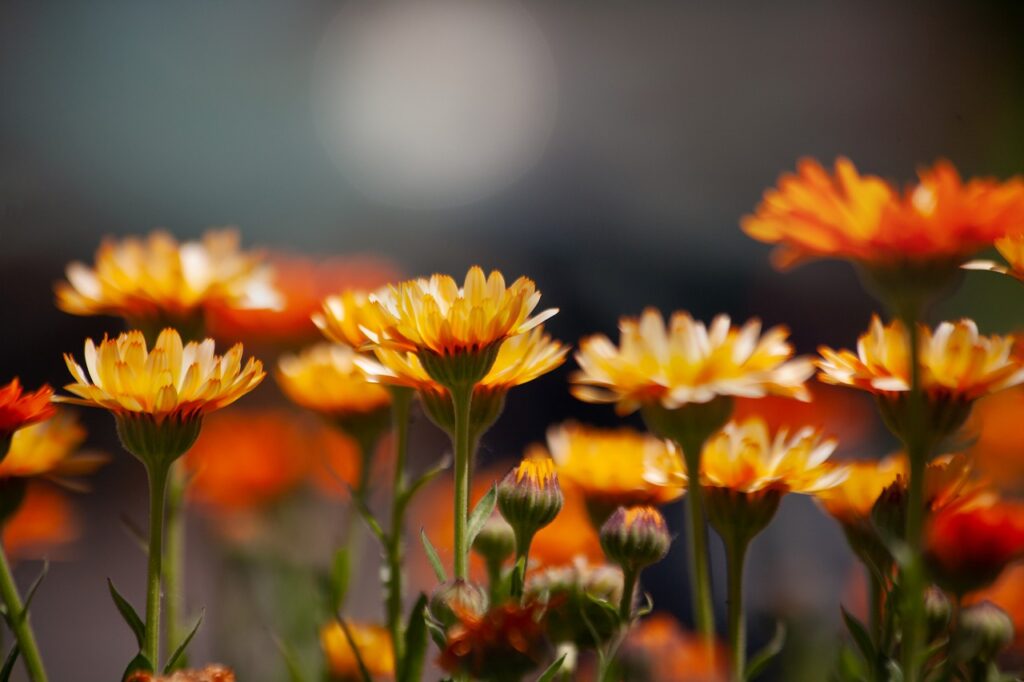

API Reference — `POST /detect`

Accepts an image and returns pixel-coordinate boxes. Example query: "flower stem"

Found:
[0,541,48,681]
[164,461,188,660]
[680,434,716,641]
[450,385,474,581]
[868,569,884,647]
[385,388,413,678]
[725,536,749,682]
[144,462,171,670]
[619,568,637,623]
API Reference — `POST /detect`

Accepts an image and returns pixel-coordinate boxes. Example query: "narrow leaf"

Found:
[119,513,149,554]
[18,561,49,622]
[121,653,153,682]
[328,548,351,613]
[336,615,373,682]
[397,457,451,520]
[399,594,429,682]
[108,579,145,648]
[420,529,447,583]
[466,485,497,548]
[426,618,448,649]
[163,610,204,673]
[270,631,308,682]
[0,645,18,682]
[536,654,567,682]
[841,606,875,664]
[745,621,786,681]
[350,489,386,543]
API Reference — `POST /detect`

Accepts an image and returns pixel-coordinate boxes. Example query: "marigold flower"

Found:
[600,506,671,572]
[743,157,1024,268]
[2,483,79,560]
[617,613,727,682]
[546,422,682,518]
[308,424,369,499]
[438,601,549,680]
[55,229,277,332]
[320,621,394,680]
[926,498,1024,595]
[125,665,235,682]
[0,379,55,442]
[497,451,563,551]
[572,309,813,415]
[277,344,391,419]
[183,410,309,513]
[963,386,1024,489]
[0,410,105,482]
[315,288,395,349]
[525,558,623,647]
[964,232,1024,282]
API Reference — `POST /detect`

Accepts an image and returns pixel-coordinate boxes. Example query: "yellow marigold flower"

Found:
[277,344,391,418]
[369,267,556,354]
[815,456,907,526]
[818,316,1024,399]
[320,621,394,679]
[314,289,394,349]
[60,329,265,421]
[964,232,1024,283]
[0,410,106,481]
[572,308,813,415]
[743,157,1024,269]
[546,422,682,516]
[55,228,278,330]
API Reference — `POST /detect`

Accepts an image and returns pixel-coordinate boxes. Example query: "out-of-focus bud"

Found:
[429,579,489,629]
[497,452,563,554]
[870,479,907,544]
[472,515,516,565]
[526,561,624,648]
[600,506,671,573]
[924,587,951,640]
[950,601,1015,663]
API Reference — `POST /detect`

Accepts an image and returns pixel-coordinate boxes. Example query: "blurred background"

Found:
[2,1,1024,679]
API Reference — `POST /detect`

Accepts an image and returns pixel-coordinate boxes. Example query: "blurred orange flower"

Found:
[963,386,1024,490]
[438,601,549,680]
[0,379,55,441]
[277,344,391,419]
[743,157,1024,268]
[183,410,310,513]
[210,253,400,344]
[125,665,235,682]
[2,482,79,560]
[925,498,1024,595]
[320,621,394,680]
[0,409,105,483]
[307,424,373,499]
[617,613,726,682]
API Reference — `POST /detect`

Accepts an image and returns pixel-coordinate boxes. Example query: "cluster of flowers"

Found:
[1,157,1024,682]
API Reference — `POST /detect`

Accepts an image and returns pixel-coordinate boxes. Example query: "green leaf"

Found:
[328,548,351,613]
[350,490,386,543]
[745,621,786,681]
[420,529,447,583]
[119,513,149,555]
[536,654,567,682]
[0,645,19,682]
[841,606,875,664]
[399,594,429,682]
[108,579,145,649]
[163,610,204,673]
[397,457,451,520]
[336,615,373,682]
[835,644,867,682]
[17,560,49,623]
[270,632,308,682]
[121,653,153,682]
[466,485,497,549]
[635,591,655,619]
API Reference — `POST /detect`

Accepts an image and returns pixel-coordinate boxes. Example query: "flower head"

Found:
[0,379,55,442]
[277,344,391,419]
[125,665,235,682]
[3,483,80,560]
[55,229,277,329]
[926,498,1024,595]
[742,157,1024,268]
[0,410,105,482]
[572,309,812,415]
[314,289,395,349]
[617,614,726,682]
[599,506,671,572]
[438,601,549,680]
[320,621,394,680]
[497,451,563,549]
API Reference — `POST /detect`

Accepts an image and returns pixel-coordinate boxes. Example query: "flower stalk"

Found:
[679,432,716,641]
[450,384,474,581]
[384,387,412,676]
[144,459,171,669]
[164,461,188,662]
[725,534,749,682]
[0,540,47,681]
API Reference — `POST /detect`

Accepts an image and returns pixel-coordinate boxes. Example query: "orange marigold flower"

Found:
[183,410,309,513]
[55,229,278,330]
[315,289,396,349]
[925,498,1024,595]
[308,424,370,499]
[438,601,549,680]
[124,665,235,682]
[572,309,812,415]
[277,344,391,419]
[964,232,1024,282]
[743,157,1024,268]
[0,409,106,482]
[60,329,265,421]
[545,422,682,516]
[3,482,79,560]
[320,621,394,680]
[0,379,55,441]
[617,613,727,682]
[963,386,1024,490]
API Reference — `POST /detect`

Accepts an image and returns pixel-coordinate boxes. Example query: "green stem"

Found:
[164,462,187,659]
[0,541,47,681]
[385,388,412,678]
[868,570,884,648]
[619,569,637,623]
[144,462,171,669]
[726,536,749,682]
[450,386,474,581]
[680,434,716,640]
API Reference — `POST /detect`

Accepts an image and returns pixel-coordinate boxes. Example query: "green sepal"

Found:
[108,578,145,649]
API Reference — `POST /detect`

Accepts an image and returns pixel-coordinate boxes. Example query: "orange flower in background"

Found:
[55,228,278,328]
[963,386,1024,490]
[0,379,55,441]
[125,665,236,682]
[60,329,266,421]
[964,232,1024,282]
[743,157,1024,268]
[183,410,309,513]
[209,254,400,344]
[617,613,726,682]
[438,601,549,680]
[315,289,395,349]
[0,409,105,483]
[818,316,1024,400]
[277,344,391,418]
[925,498,1024,595]
[2,483,79,560]
[320,621,394,680]
[308,424,371,498]
[572,309,812,415]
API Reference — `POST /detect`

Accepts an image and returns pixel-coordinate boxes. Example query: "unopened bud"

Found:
[600,506,671,572]
[950,601,1015,663]
[472,515,516,565]
[429,579,489,629]
[497,452,563,553]
[924,587,951,639]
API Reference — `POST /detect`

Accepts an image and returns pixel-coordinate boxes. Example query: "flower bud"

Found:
[923,587,951,640]
[116,414,203,471]
[870,479,907,544]
[526,561,623,647]
[472,515,516,565]
[950,601,1015,663]
[429,579,489,630]
[600,506,671,572]
[497,452,563,554]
